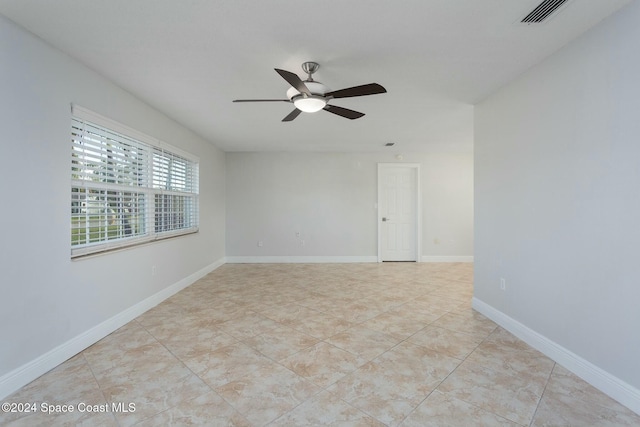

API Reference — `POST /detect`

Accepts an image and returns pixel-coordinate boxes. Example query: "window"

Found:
[70,105,198,258]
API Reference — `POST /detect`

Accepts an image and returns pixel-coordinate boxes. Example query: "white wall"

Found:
[226,149,473,261]
[0,15,226,397]
[474,0,640,409]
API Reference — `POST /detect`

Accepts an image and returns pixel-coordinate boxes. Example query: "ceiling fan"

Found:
[233,62,387,122]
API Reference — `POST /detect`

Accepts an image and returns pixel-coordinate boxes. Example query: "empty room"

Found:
[1,0,639,426]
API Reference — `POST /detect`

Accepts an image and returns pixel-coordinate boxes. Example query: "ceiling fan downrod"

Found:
[301,61,319,82]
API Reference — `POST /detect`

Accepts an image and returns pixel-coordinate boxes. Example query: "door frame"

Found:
[377,163,422,262]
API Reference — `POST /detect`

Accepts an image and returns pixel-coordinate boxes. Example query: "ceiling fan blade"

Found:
[233,99,290,102]
[325,83,387,99]
[323,104,365,120]
[282,108,302,122]
[275,68,311,96]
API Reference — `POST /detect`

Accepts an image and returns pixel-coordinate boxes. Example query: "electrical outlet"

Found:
[152,265,156,276]
[295,232,300,238]
[300,240,305,247]
[257,241,263,247]
[500,277,506,291]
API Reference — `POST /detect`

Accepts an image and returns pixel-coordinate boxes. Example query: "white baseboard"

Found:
[472,297,640,415]
[225,256,378,264]
[421,256,474,262]
[0,257,226,401]
[226,256,473,264]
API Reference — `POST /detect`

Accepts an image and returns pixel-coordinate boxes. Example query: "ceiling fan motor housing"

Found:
[286,81,330,99]
[286,81,330,112]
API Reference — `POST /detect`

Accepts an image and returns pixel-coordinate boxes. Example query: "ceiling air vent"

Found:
[521,0,572,24]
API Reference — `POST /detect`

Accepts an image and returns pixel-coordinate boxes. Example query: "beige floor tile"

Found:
[430,286,473,302]
[429,311,497,337]
[464,340,555,394]
[413,294,467,312]
[82,323,160,375]
[451,299,474,313]
[376,286,425,301]
[324,298,388,323]
[260,303,323,324]
[361,294,408,312]
[282,342,365,388]
[269,390,385,427]
[408,325,484,360]
[482,326,534,352]
[531,388,637,427]
[328,338,462,425]
[242,324,319,361]
[327,361,438,426]
[157,325,238,363]
[134,391,251,427]
[386,301,445,323]
[228,298,276,312]
[5,263,637,427]
[360,311,430,340]
[531,387,640,427]
[184,342,276,388]
[400,390,519,427]
[89,337,211,427]
[186,300,255,323]
[215,364,319,425]
[373,341,461,382]
[3,408,117,427]
[325,324,397,360]
[286,311,354,340]
[1,354,115,426]
[87,340,191,391]
[530,364,640,427]
[437,360,542,425]
[549,364,633,410]
[217,313,281,340]
[105,371,210,427]
[296,293,354,312]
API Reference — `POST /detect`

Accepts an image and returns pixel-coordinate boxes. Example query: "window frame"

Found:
[70,105,199,258]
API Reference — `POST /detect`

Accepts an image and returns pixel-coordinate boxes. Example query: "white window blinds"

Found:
[71,105,199,258]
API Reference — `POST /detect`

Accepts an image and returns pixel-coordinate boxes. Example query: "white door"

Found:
[379,165,419,261]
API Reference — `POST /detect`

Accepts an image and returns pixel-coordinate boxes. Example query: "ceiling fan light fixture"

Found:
[292,95,327,113]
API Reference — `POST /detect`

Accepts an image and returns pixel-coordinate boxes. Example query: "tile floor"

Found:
[3,263,639,426]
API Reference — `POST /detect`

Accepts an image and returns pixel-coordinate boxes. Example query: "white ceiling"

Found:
[0,0,631,152]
